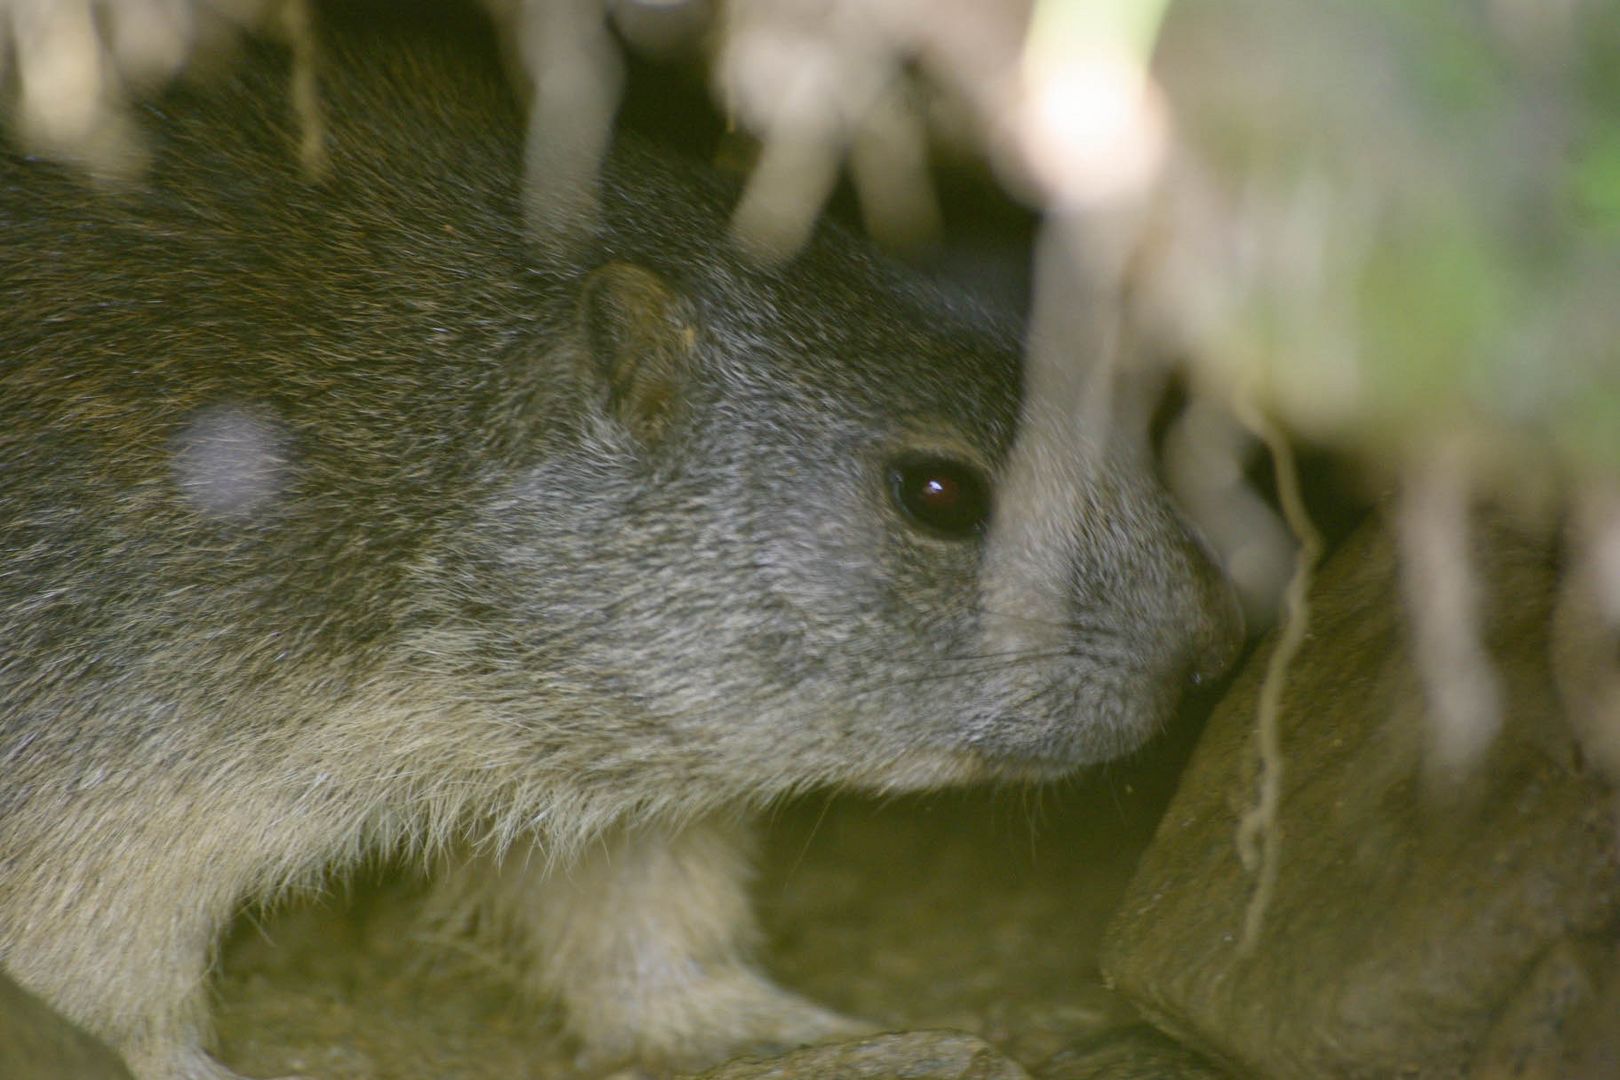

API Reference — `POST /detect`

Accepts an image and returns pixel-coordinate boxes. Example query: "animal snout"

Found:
[1177,528,1245,689]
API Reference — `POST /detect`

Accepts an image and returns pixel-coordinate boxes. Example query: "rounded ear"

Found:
[578,262,699,447]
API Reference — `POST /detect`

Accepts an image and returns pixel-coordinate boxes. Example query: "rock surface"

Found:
[685,1031,1030,1080]
[1033,1025,1227,1079]
[1101,516,1620,1078]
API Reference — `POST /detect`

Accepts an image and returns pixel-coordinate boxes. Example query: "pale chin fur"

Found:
[841,748,1078,793]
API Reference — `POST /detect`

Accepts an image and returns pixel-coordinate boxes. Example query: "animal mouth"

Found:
[839,712,1155,792]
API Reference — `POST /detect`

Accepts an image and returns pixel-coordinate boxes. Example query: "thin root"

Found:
[1233,403,1320,955]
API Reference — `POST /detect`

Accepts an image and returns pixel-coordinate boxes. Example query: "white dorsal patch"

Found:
[171,403,289,518]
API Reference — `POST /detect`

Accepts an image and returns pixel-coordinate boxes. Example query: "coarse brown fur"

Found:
[0,3,1240,1077]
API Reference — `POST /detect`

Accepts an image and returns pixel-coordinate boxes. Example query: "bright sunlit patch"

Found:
[1009,43,1168,210]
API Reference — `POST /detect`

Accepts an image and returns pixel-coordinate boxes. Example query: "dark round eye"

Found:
[888,454,992,540]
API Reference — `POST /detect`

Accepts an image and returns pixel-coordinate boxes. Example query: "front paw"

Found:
[569,966,874,1076]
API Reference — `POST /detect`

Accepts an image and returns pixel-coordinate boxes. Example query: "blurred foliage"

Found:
[2,0,1613,484]
[1148,0,1618,483]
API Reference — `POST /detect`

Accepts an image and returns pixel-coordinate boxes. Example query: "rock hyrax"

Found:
[0,3,1240,1077]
